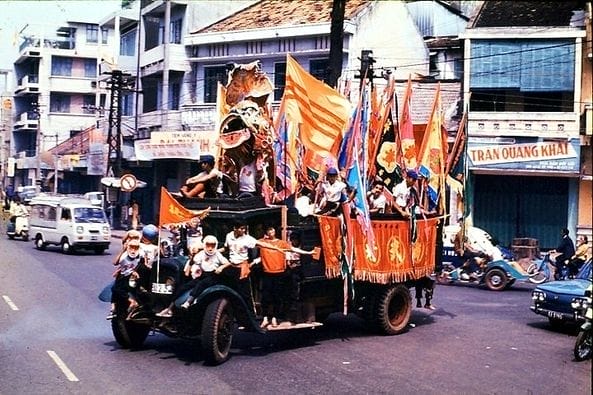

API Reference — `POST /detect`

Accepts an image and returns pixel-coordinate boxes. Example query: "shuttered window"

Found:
[470,40,575,92]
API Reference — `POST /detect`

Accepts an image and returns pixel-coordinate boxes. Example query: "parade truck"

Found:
[101,60,442,365]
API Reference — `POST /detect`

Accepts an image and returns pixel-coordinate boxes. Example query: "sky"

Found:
[0,0,121,75]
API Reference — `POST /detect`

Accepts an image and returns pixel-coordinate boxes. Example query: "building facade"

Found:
[461,1,590,248]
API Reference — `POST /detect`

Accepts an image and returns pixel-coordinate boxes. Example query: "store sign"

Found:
[468,139,580,172]
[150,131,218,156]
[134,140,202,161]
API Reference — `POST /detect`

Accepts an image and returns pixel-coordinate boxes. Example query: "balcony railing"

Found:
[17,74,39,85]
[468,112,579,138]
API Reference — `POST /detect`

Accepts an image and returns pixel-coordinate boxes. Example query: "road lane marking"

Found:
[2,295,19,310]
[46,351,79,382]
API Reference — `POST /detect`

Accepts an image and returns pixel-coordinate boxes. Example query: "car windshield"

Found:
[73,207,107,223]
[576,260,592,280]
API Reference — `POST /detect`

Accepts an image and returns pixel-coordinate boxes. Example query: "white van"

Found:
[29,195,111,254]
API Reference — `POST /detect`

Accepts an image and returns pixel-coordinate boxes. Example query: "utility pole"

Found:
[32,101,41,190]
[357,49,376,91]
[104,69,132,178]
[328,0,346,88]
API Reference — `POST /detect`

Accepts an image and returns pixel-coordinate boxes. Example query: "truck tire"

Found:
[111,305,150,349]
[201,298,234,365]
[372,284,412,335]
[61,238,73,254]
[484,268,508,291]
[35,236,46,250]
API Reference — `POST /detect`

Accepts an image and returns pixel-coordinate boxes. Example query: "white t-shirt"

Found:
[192,250,228,274]
[224,232,257,264]
[117,252,142,276]
[239,162,257,193]
[368,193,387,213]
[321,180,347,203]
[393,180,410,209]
[140,243,159,269]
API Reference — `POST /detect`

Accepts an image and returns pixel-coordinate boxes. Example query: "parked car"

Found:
[17,185,38,204]
[530,259,592,328]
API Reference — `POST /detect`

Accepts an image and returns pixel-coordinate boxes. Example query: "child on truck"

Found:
[107,238,145,320]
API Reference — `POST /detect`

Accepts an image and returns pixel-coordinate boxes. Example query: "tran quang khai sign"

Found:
[467,137,580,174]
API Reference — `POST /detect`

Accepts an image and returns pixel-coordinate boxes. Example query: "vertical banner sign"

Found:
[87,128,106,175]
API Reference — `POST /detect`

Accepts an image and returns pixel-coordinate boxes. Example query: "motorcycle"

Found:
[6,214,29,241]
[437,252,553,291]
[572,285,592,361]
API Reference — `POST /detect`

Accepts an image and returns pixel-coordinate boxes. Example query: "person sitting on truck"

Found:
[180,154,222,199]
[314,167,354,216]
[367,180,387,215]
[107,238,145,319]
[237,158,264,199]
[392,169,419,219]
[156,237,229,317]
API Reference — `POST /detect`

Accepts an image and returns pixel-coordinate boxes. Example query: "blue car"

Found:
[530,259,592,328]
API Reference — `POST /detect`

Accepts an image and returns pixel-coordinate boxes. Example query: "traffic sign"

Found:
[120,173,138,192]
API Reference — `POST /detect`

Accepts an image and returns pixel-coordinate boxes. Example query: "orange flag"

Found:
[400,75,417,170]
[283,54,351,157]
[158,187,200,226]
[417,83,447,214]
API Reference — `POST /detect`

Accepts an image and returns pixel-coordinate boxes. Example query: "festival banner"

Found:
[350,218,438,283]
[284,54,351,157]
[318,215,344,279]
[158,187,200,226]
[319,217,438,283]
[399,76,417,170]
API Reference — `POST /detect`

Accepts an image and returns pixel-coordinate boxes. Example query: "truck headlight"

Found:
[102,225,109,233]
[76,226,84,234]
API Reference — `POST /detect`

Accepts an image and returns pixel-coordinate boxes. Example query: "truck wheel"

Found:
[373,284,412,335]
[111,305,150,349]
[484,268,508,291]
[35,236,46,250]
[61,238,72,254]
[201,298,234,365]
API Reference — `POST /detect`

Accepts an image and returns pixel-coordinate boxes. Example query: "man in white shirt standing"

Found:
[367,180,387,214]
[392,169,418,218]
[315,167,352,216]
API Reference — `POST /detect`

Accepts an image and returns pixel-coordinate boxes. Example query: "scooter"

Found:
[6,214,29,241]
[573,285,592,361]
[437,252,553,291]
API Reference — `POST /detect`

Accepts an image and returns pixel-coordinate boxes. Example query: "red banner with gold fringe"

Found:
[319,216,438,283]
[318,215,344,279]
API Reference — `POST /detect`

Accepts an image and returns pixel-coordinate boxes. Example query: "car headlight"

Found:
[571,297,591,310]
[532,290,546,301]
[76,226,84,234]
[102,225,110,233]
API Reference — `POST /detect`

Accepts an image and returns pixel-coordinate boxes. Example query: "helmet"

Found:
[142,224,159,243]
[203,235,218,256]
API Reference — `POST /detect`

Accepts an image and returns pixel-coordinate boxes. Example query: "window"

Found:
[51,57,72,76]
[169,82,180,110]
[122,93,134,116]
[101,27,108,44]
[203,66,228,103]
[170,19,182,44]
[61,208,71,221]
[274,62,286,101]
[120,30,136,56]
[84,59,97,78]
[309,59,329,84]
[83,95,95,114]
[50,94,71,113]
[86,25,98,43]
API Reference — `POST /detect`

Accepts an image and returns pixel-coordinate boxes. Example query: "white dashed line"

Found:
[46,351,79,382]
[2,295,19,310]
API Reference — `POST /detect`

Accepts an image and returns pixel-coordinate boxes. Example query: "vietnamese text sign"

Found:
[468,139,580,172]
[149,131,218,156]
[134,140,202,161]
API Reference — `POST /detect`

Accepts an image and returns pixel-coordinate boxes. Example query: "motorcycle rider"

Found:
[453,217,489,280]
[550,227,575,280]
[9,197,29,235]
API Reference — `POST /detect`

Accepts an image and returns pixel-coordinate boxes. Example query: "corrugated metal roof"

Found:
[472,1,586,28]
[193,0,370,34]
